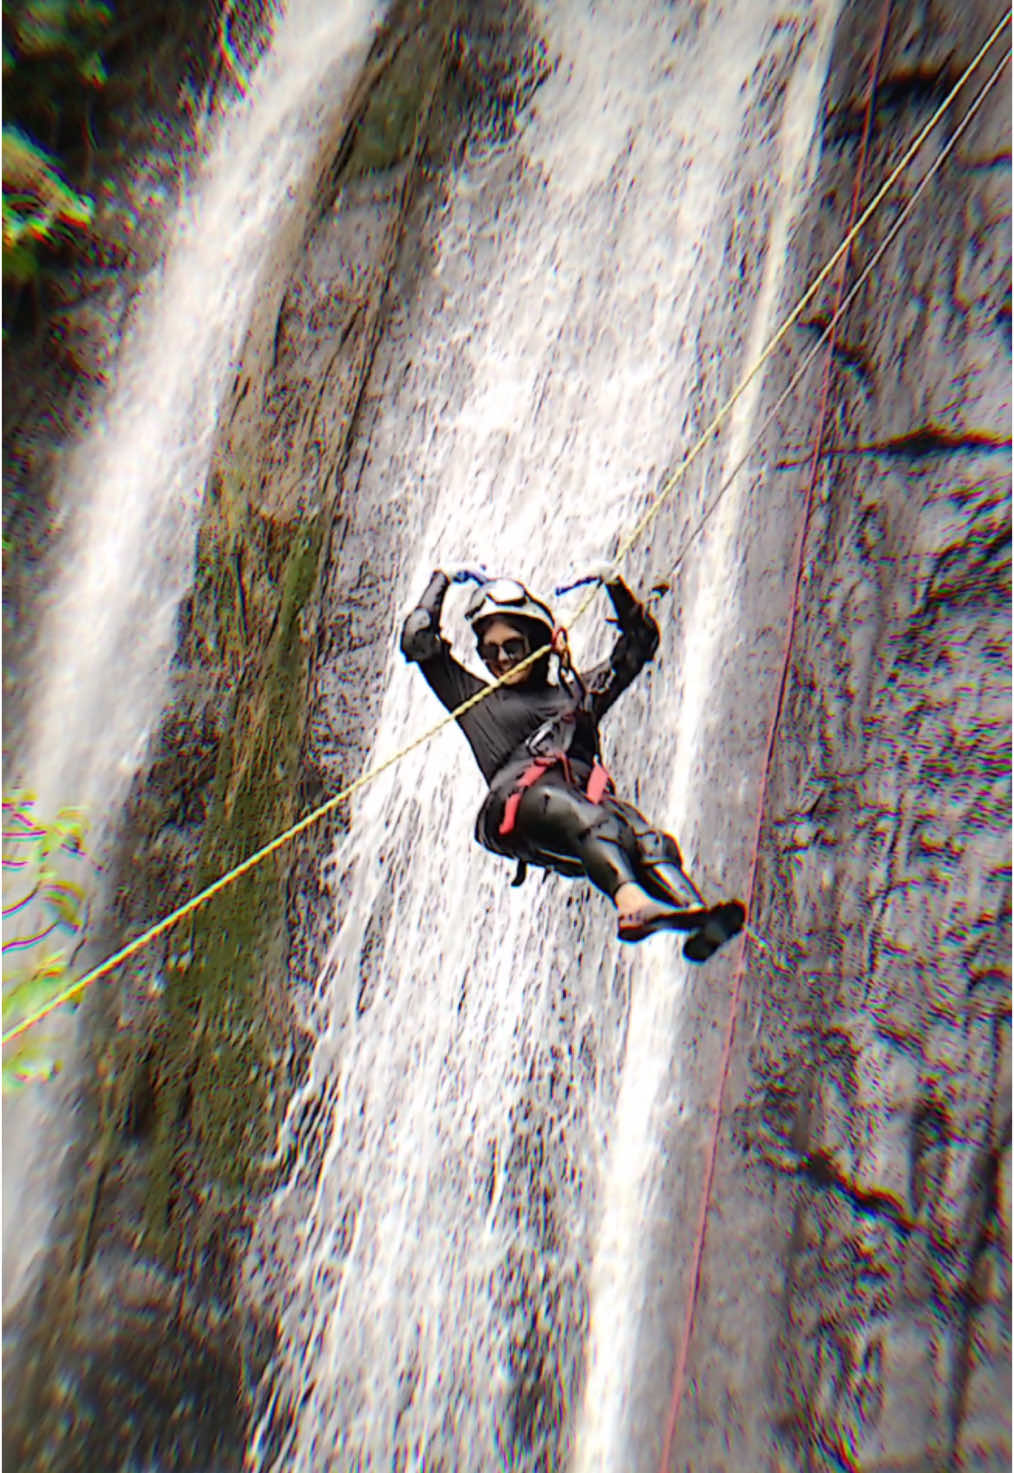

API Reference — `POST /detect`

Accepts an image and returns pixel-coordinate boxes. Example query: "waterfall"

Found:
[245,2,838,1469]
[3,0,381,1321]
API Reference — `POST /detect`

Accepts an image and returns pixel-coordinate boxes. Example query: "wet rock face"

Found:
[14,1309,248,1473]
[3,10,459,1467]
[3,2,1008,1470]
[6,9,539,1469]
[682,3,1010,1470]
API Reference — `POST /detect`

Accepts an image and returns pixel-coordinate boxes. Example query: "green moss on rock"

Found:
[145,504,323,1252]
[139,0,463,1270]
[346,1,457,176]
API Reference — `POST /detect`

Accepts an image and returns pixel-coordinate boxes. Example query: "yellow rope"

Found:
[2,671,525,1045]
[567,9,1009,628]
[3,13,1007,1048]
[651,39,1011,588]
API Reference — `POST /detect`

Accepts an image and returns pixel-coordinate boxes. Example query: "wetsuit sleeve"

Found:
[400,569,487,713]
[580,577,660,720]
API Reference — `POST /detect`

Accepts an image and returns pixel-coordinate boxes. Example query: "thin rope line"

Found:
[1,667,526,1045]
[664,35,1010,988]
[653,39,1010,588]
[3,12,1005,1049]
[595,9,1007,607]
[656,3,892,1463]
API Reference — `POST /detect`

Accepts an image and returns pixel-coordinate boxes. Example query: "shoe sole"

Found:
[682,901,746,963]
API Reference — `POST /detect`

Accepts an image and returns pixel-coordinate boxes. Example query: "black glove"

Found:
[605,577,660,658]
[400,570,450,662]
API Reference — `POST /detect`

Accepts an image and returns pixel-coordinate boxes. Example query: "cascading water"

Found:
[3,0,381,1322]
[245,3,837,1468]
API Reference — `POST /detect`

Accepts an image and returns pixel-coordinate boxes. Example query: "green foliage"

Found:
[2,793,92,1092]
[145,510,325,1248]
[3,125,94,282]
[3,0,112,93]
[2,0,112,287]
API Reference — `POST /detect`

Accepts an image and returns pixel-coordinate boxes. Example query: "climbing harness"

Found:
[497,628,612,839]
[498,755,558,837]
[498,753,614,839]
[3,13,1008,1052]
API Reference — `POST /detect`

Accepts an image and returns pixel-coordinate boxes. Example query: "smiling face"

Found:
[476,616,535,686]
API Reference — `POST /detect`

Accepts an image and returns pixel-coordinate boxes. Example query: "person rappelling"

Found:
[400,567,745,957]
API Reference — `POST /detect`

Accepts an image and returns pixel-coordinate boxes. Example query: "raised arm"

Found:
[400,569,486,713]
[579,577,660,721]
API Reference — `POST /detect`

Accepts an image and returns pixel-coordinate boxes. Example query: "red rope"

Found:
[655,4,893,1467]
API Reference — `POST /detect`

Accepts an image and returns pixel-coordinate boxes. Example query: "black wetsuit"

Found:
[400,570,684,901]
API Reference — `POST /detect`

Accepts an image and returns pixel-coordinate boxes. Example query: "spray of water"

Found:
[3,0,381,1321]
[573,7,840,1462]
[246,3,836,1468]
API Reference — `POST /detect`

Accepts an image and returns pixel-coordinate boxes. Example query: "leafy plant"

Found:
[3,0,112,101]
[2,0,112,289]
[2,793,93,1092]
[2,124,93,283]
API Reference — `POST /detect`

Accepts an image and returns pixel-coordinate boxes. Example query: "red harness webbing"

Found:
[498,754,613,837]
[586,757,611,804]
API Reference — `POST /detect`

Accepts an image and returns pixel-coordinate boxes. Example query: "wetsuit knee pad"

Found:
[605,796,682,869]
[636,828,682,869]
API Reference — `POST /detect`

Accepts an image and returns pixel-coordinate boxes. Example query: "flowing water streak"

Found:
[22,0,380,821]
[572,4,841,1465]
[249,4,836,1469]
[3,0,381,1318]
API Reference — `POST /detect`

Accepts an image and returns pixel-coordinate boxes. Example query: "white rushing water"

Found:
[247,2,837,1469]
[3,0,381,1318]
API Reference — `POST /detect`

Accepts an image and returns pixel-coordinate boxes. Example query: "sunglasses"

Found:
[479,633,530,668]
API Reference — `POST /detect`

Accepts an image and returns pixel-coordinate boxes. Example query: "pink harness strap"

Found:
[498,755,558,836]
[586,757,612,804]
[498,754,613,837]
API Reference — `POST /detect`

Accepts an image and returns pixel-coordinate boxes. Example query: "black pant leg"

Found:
[514,780,640,898]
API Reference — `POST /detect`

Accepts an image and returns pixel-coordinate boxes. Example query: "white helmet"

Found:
[464,578,555,642]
